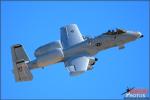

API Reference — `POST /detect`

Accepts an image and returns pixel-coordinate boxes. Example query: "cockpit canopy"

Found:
[103,28,126,35]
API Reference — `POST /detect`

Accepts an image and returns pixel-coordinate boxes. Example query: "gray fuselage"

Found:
[63,31,139,61]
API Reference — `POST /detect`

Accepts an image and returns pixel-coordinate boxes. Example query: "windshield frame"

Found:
[103,29,126,35]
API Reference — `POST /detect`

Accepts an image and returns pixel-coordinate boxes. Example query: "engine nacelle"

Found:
[29,48,64,69]
[34,40,62,57]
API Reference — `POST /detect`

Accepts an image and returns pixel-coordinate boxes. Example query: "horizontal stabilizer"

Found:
[11,44,33,82]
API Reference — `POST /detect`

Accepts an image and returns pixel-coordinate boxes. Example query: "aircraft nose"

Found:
[140,34,144,38]
[134,32,143,38]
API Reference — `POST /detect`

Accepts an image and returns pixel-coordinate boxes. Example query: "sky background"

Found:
[1,1,149,99]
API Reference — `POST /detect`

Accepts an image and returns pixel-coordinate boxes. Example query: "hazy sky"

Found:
[1,1,149,99]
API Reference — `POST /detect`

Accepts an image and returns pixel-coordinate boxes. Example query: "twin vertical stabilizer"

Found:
[11,44,33,82]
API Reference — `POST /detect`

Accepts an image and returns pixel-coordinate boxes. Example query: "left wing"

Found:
[65,56,89,76]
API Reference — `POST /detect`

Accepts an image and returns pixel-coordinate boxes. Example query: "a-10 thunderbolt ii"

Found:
[11,24,143,82]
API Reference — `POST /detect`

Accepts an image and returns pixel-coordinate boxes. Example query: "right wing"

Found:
[60,24,84,49]
[64,56,90,76]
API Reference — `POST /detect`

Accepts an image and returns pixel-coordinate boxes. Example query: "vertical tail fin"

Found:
[11,44,33,82]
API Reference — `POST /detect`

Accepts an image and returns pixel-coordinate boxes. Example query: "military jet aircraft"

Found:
[11,24,143,82]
